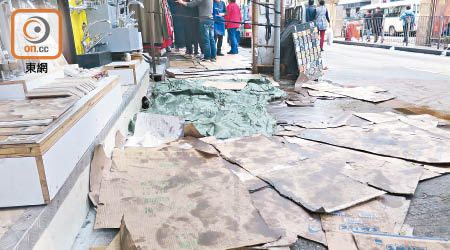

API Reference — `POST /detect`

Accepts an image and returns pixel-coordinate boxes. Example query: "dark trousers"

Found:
[183,21,199,54]
[214,35,223,53]
[227,28,239,54]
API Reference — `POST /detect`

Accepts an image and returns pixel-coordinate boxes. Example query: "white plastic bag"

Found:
[327,29,334,45]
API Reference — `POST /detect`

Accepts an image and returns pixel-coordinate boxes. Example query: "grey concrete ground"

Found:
[322,43,450,113]
[287,43,450,250]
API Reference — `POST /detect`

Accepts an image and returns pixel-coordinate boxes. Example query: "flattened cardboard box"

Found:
[95,149,278,249]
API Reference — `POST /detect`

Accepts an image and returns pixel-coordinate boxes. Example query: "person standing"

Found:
[400,6,415,43]
[315,0,330,52]
[225,0,242,54]
[305,0,316,23]
[177,0,216,62]
[364,10,372,42]
[372,7,384,43]
[168,0,185,52]
[213,0,227,56]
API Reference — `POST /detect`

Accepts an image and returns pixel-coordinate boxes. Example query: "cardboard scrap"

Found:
[251,188,327,247]
[307,90,345,98]
[225,162,268,192]
[184,123,203,138]
[419,165,450,181]
[353,112,400,124]
[322,195,410,250]
[303,82,395,103]
[89,144,112,206]
[212,135,307,176]
[283,136,423,195]
[296,122,450,164]
[353,232,450,250]
[95,149,278,249]
[213,135,385,213]
[159,136,218,156]
[134,113,184,139]
[115,130,126,148]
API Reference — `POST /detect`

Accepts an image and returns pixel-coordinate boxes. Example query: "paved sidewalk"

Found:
[333,38,450,56]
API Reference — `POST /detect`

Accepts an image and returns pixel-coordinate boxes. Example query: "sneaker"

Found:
[227,51,237,54]
[201,58,210,62]
[320,48,324,52]
[196,54,204,59]
[210,58,216,62]
[217,52,224,56]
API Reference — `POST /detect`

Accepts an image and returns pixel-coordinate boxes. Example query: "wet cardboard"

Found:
[322,195,411,250]
[213,135,385,213]
[352,232,450,250]
[95,148,278,249]
[302,82,395,103]
[296,121,450,164]
[250,188,327,247]
[284,136,423,195]
[212,135,307,176]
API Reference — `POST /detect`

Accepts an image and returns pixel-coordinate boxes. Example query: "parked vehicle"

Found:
[360,0,420,36]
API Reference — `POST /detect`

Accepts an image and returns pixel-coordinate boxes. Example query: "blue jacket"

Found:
[213,1,227,36]
[400,9,415,25]
[306,6,316,22]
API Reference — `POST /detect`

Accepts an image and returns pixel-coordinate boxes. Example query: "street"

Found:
[322,44,450,113]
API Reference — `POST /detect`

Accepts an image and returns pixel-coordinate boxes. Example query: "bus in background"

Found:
[360,0,420,36]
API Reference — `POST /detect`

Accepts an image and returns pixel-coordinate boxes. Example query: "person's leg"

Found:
[403,25,407,42]
[200,21,211,60]
[208,22,216,59]
[320,30,325,50]
[217,35,223,55]
[228,28,238,54]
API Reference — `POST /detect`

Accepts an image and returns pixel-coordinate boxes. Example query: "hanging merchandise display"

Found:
[131,0,173,50]
[292,22,324,81]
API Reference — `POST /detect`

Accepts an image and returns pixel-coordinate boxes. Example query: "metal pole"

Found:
[437,16,443,50]
[150,10,157,76]
[251,0,259,73]
[274,0,281,82]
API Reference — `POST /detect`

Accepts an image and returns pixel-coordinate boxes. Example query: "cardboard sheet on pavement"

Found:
[283,137,423,195]
[95,149,278,249]
[115,130,126,148]
[296,121,450,164]
[322,195,410,250]
[89,144,111,206]
[213,135,385,213]
[307,90,345,98]
[302,82,395,103]
[251,188,327,247]
[353,232,450,250]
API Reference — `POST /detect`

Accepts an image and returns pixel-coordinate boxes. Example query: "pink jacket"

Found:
[225,2,241,29]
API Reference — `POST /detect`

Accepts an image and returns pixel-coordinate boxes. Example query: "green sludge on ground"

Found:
[144,78,286,139]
